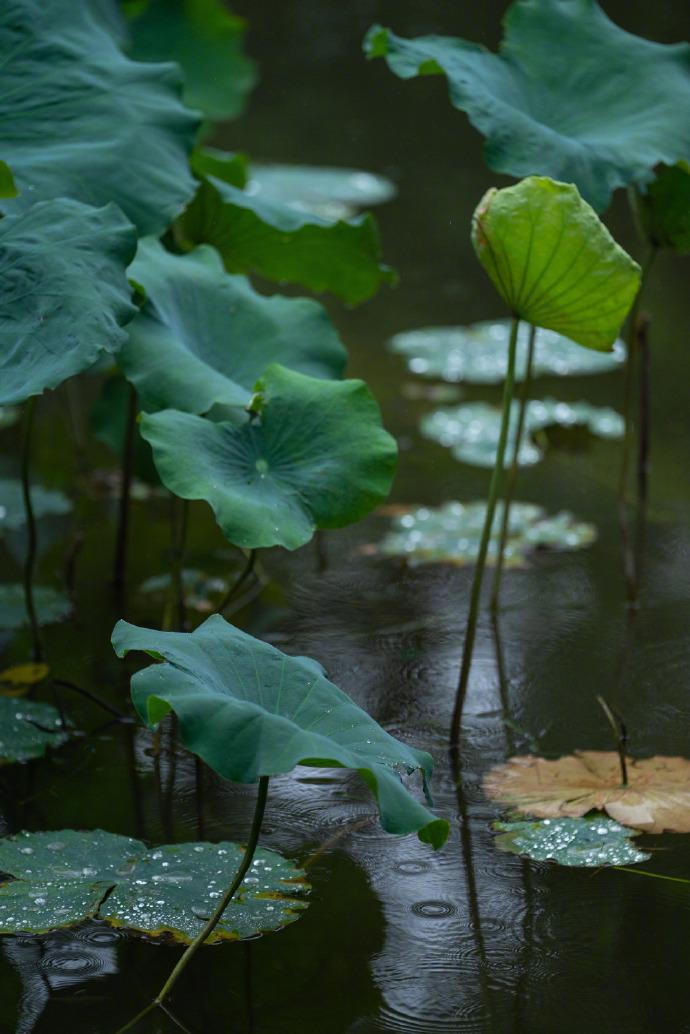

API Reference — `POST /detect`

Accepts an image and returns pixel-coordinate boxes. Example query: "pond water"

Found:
[2,1,690,1031]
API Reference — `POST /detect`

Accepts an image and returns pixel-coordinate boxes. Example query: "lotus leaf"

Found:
[472,178,640,351]
[140,364,397,549]
[248,163,396,219]
[484,751,690,834]
[121,238,346,413]
[177,176,397,304]
[139,569,228,613]
[493,817,650,867]
[374,501,596,567]
[0,0,199,235]
[0,830,307,941]
[0,163,17,199]
[0,408,20,431]
[127,0,257,121]
[632,162,690,254]
[0,698,68,763]
[0,199,137,406]
[0,480,71,534]
[191,147,249,188]
[112,615,450,848]
[421,398,623,468]
[389,320,624,384]
[0,586,71,631]
[364,2,690,212]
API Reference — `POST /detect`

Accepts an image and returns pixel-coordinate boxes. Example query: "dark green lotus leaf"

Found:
[632,162,690,254]
[102,841,308,943]
[365,3,690,212]
[0,163,17,199]
[375,500,596,567]
[0,480,71,534]
[390,320,624,384]
[140,364,397,549]
[0,586,72,631]
[472,178,640,351]
[0,199,137,406]
[0,829,306,940]
[249,163,396,220]
[121,238,346,413]
[0,699,68,763]
[112,615,450,848]
[493,816,650,867]
[421,398,623,468]
[127,0,257,122]
[177,175,397,304]
[0,0,199,235]
[191,147,248,188]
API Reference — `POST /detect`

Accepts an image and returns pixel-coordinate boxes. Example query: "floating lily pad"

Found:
[0,480,71,534]
[374,501,596,567]
[364,4,690,212]
[420,398,624,468]
[126,0,256,122]
[0,698,68,763]
[121,238,346,414]
[389,321,625,384]
[140,364,397,550]
[248,163,396,220]
[493,816,650,867]
[0,198,137,406]
[0,830,308,942]
[139,569,228,613]
[0,586,71,630]
[0,0,198,235]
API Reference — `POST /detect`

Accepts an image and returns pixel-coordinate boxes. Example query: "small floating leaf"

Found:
[389,321,624,384]
[113,615,450,848]
[0,586,71,630]
[0,480,71,534]
[248,163,396,219]
[140,364,397,550]
[472,178,640,350]
[0,699,68,763]
[484,751,690,834]
[373,501,596,567]
[0,830,309,942]
[493,816,650,867]
[0,663,50,695]
[632,162,690,254]
[420,398,623,468]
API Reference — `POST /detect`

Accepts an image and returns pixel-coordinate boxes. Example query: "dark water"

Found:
[2,1,690,1031]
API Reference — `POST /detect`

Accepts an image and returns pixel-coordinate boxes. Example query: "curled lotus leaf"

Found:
[112,615,450,848]
[420,398,623,468]
[471,178,640,351]
[121,238,346,414]
[389,320,624,384]
[484,751,690,834]
[0,480,71,534]
[0,585,71,631]
[365,2,690,212]
[140,364,397,550]
[248,163,396,220]
[493,816,650,867]
[0,0,199,235]
[0,698,68,763]
[373,500,596,567]
[0,830,308,942]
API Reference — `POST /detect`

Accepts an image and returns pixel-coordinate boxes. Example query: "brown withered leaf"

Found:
[483,751,690,834]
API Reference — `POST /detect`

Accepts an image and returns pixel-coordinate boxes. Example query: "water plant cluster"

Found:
[0,0,689,1030]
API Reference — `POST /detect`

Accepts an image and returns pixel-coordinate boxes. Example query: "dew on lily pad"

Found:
[492,816,650,868]
[0,698,68,763]
[420,398,624,468]
[389,320,625,384]
[372,501,596,567]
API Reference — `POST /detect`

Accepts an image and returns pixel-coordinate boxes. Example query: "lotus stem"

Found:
[490,322,536,613]
[115,776,270,1034]
[163,497,189,632]
[636,311,651,506]
[113,383,137,596]
[214,549,257,616]
[450,316,520,746]
[596,694,628,787]
[21,397,43,663]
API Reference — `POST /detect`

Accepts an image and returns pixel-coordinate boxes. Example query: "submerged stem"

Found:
[115,776,270,1034]
[21,397,43,663]
[450,316,520,746]
[490,322,536,613]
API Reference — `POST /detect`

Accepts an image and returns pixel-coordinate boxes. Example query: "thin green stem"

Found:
[596,694,628,786]
[115,776,270,1034]
[450,316,520,747]
[163,497,189,632]
[490,322,536,613]
[214,549,257,616]
[113,383,137,595]
[21,397,43,663]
